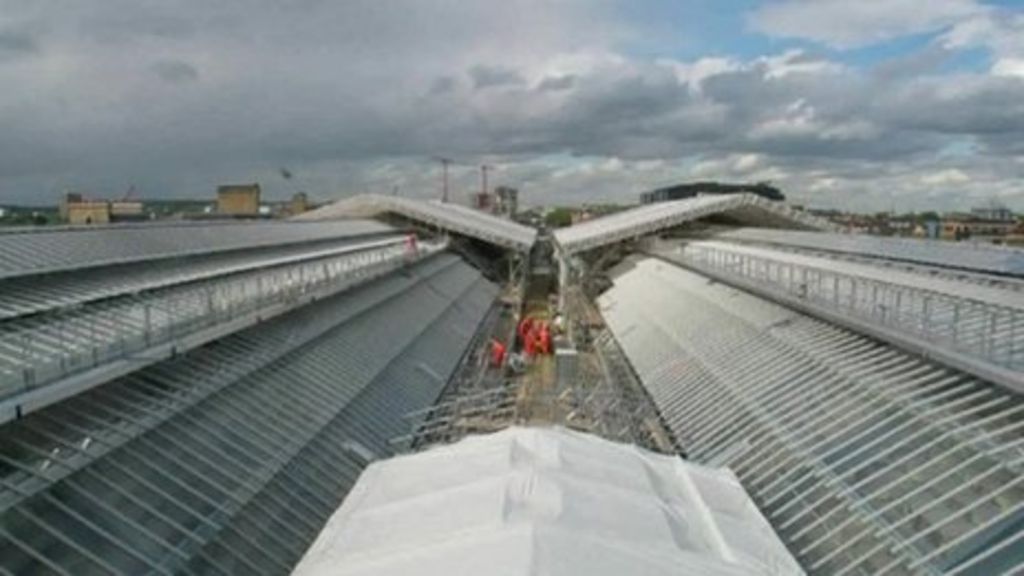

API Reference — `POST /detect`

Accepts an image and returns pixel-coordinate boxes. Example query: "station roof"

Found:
[296,194,537,252]
[0,219,392,280]
[0,236,407,321]
[292,426,803,576]
[710,227,1024,278]
[599,257,1024,575]
[0,254,499,574]
[552,193,836,256]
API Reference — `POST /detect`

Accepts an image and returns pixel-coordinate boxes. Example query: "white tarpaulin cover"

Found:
[292,427,804,576]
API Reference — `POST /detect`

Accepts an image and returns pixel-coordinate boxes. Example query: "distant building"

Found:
[570,209,592,225]
[473,192,494,212]
[110,201,144,219]
[60,192,145,225]
[941,208,1018,241]
[641,181,785,204]
[59,192,82,221]
[494,186,518,218]
[289,192,310,216]
[217,184,261,215]
[69,202,112,225]
[916,220,941,239]
[970,206,1014,222]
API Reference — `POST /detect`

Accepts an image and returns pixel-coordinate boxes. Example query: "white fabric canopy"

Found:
[292,427,804,576]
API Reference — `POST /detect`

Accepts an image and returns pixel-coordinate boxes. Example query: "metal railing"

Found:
[0,238,446,400]
[658,242,1024,386]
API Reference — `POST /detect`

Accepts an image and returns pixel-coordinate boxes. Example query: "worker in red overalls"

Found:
[524,329,537,357]
[518,317,534,343]
[539,323,551,355]
[490,339,506,367]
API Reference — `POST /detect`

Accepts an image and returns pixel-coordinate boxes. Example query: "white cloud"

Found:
[943,12,1024,52]
[941,11,1024,76]
[759,50,844,79]
[749,0,985,49]
[690,153,769,179]
[750,1,1024,83]
[920,168,970,185]
[749,99,877,142]
[809,177,838,192]
[993,58,1024,78]
[733,154,761,172]
[658,57,740,93]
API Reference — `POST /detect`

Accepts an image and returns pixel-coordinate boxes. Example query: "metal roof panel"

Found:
[296,194,537,251]
[0,219,394,279]
[553,194,836,255]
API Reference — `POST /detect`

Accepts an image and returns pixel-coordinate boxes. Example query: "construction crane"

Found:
[433,157,455,203]
[480,164,493,196]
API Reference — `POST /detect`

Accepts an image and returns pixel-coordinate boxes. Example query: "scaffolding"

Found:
[398,277,678,455]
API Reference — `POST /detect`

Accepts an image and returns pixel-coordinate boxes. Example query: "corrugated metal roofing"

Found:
[712,227,1024,278]
[0,219,394,280]
[296,194,537,252]
[294,426,803,576]
[0,235,402,320]
[599,257,1024,576]
[0,237,416,403]
[0,253,498,575]
[552,194,836,256]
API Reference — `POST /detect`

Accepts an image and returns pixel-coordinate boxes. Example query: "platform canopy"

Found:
[552,193,836,256]
[292,426,804,576]
[0,219,393,280]
[297,194,537,252]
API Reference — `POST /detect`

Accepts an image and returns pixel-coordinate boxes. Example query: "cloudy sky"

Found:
[0,0,1022,211]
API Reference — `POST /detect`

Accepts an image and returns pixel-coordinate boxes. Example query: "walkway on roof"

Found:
[711,227,1024,279]
[552,193,836,256]
[655,239,1024,391]
[296,193,538,252]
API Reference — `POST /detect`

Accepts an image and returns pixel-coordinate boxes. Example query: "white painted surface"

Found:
[292,426,803,576]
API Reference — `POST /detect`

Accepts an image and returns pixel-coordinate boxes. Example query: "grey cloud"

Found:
[537,75,575,91]
[0,0,1021,212]
[0,29,38,57]
[429,76,457,95]
[151,60,199,83]
[468,65,525,90]
[0,1,613,199]
[870,44,953,81]
[880,76,1024,136]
